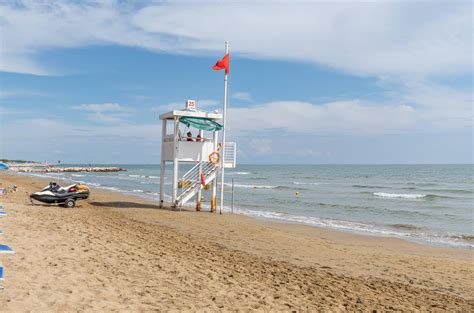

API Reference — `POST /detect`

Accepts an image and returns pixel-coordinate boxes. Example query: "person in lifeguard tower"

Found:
[196,134,202,142]
[186,131,193,142]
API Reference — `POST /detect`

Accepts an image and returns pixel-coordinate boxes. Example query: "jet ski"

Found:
[30,182,90,208]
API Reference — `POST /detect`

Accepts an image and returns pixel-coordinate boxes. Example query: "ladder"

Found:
[175,161,219,208]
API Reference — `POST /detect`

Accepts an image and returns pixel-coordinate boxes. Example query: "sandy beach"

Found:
[0,172,472,311]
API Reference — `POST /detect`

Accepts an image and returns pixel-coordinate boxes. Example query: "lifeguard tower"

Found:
[159,100,236,211]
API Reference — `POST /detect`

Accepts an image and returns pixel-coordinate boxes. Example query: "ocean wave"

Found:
[100,186,124,192]
[133,189,144,193]
[234,209,473,248]
[144,191,160,196]
[406,182,438,187]
[429,188,473,195]
[374,192,426,199]
[26,173,57,179]
[229,172,251,175]
[224,183,277,189]
[235,209,392,236]
[127,174,160,179]
[293,182,328,186]
[25,173,65,179]
[451,234,474,242]
[389,224,424,231]
[72,174,86,177]
[352,184,387,189]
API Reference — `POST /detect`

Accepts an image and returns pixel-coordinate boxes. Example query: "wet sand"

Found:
[0,173,472,311]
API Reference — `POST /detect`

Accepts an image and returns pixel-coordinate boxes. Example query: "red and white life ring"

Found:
[209,152,220,164]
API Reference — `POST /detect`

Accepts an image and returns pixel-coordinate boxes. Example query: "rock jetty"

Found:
[8,163,126,173]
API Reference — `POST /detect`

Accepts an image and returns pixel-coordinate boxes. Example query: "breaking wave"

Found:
[374,192,427,199]
[224,183,278,189]
[234,209,473,248]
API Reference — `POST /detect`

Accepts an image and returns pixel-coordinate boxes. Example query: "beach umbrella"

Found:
[0,163,9,170]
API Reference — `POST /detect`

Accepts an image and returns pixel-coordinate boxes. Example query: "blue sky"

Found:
[0,1,472,164]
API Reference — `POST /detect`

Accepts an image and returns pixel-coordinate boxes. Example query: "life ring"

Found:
[209,152,220,164]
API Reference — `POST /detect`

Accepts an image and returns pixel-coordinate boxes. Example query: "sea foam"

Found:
[224,183,277,189]
[374,192,426,199]
[234,209,473,248]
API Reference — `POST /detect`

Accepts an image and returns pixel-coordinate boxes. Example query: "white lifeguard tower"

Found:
[159,100,236,212]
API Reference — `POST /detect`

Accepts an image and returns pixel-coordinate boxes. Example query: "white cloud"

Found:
[0,117,162,162]
[72,103,133,124]
[73,103,131,113]
[227,82,472,137]
[113,2,465,77]
[249,138,272,155]
[228,100,416,135]
[400,81,473,130]
[0,1,156,75]
[0,1,470,78]
[2,118,161,141]
[0,89,47,99]
[232,92,252,102]
[198,100,220,107]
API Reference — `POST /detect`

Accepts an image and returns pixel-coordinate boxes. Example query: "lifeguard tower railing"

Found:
[223,142,237,168]
[162,135,236,166]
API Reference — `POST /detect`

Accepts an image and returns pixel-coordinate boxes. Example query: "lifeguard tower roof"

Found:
[159,110,222,120]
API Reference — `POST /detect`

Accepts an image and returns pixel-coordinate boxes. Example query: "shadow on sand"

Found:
[88,201,193,213]
[89,201,162,210]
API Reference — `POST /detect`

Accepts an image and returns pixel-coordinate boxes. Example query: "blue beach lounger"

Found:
[0,212,6,217]
[0,244,14,254]
[0,265,3,281]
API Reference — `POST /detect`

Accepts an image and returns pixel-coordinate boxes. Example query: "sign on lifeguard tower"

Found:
[186,100,196,110]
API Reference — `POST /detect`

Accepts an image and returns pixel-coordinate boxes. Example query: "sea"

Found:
[22,164,473,249]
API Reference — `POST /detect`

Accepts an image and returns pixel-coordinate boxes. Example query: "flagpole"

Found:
[219,41,229,215]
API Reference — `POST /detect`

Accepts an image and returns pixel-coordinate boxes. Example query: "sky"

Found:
[0,0,472,164]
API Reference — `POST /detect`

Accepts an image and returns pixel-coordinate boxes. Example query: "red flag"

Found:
[212,53,229,74]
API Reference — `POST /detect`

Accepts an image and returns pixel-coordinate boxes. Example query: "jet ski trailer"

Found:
[30,182,90,208]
